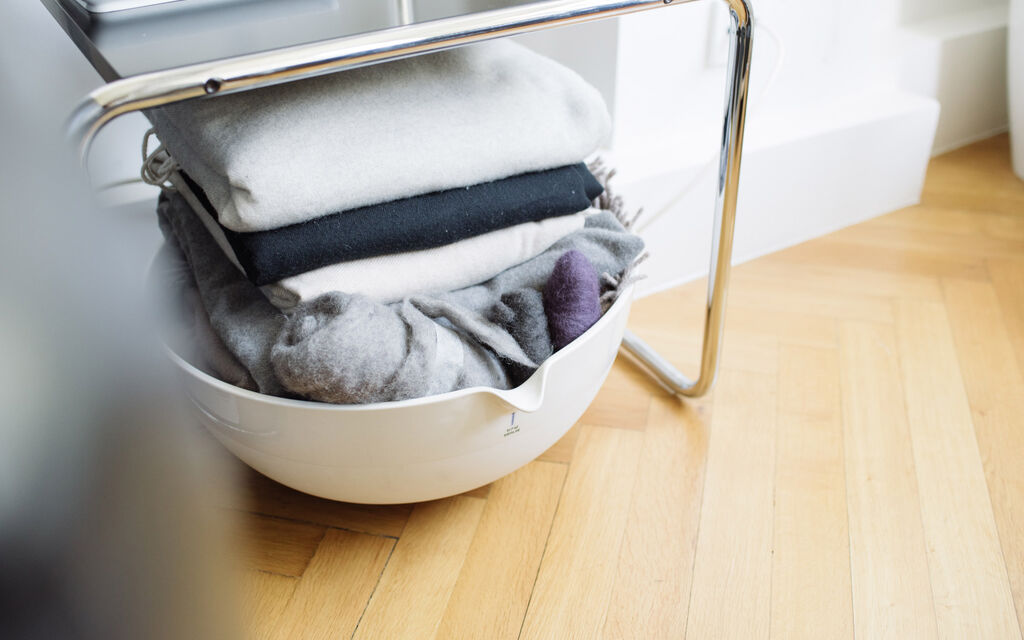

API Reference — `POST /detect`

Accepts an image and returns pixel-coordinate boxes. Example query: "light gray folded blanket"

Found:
[156,191,643,404]
[148,40,611,232]
[271,294,520,404]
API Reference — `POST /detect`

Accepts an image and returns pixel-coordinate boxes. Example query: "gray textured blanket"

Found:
[156,191,643,404]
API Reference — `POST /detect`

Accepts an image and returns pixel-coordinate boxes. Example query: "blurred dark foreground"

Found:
[0,3,243,638]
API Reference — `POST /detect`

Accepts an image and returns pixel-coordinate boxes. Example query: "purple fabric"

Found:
[543,249,602,351]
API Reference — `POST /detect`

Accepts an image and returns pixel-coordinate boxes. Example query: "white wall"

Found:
[585,0,934,293]
[900,0,1004,24]
[901,2,1009,153]
[528,0,1008,161]
[538,0,1007,295]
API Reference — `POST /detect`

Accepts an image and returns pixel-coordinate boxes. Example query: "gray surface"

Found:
[43,0,563,79]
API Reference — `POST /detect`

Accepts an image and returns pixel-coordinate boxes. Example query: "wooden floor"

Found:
[210,134,1024,639]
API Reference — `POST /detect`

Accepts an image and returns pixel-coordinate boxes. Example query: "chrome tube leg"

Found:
[397,0,415,25]
[621,0,753,397]
[67,96,109,165]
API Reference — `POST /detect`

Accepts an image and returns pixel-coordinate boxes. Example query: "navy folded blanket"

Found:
[185,163,604,286]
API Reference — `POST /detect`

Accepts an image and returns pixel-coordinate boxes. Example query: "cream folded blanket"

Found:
[262,213,588,308]
[147,40,611,232]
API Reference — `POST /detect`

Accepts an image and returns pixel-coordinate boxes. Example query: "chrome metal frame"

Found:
[75,0,183,13]
[64,0,753,398]
[621,0,751,396]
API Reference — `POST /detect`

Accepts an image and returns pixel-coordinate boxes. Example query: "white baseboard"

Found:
[611,90,940,297]
[933,124,1009,156]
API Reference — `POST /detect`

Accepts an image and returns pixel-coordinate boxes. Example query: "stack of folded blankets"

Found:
[148,40,644,404]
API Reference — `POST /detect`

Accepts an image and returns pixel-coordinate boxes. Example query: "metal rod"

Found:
[67,0,688,160]
[620,0,752,397]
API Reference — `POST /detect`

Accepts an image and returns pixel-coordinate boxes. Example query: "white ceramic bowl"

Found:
[167,286,634,504]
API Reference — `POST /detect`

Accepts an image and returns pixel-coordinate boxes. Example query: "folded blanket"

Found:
[156,190,643,403]
[148,40,611,232]
[428,214,643,315]
[276,211,644,403]
[176,163,601,285]
[262,213,587,308]
[157,191,520,399]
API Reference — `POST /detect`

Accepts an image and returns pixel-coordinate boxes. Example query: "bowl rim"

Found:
[166,284,635,412]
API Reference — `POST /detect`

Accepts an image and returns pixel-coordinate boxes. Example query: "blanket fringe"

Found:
[590,157,647,308]
[601,251,648,311]
[588,157,643,231]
